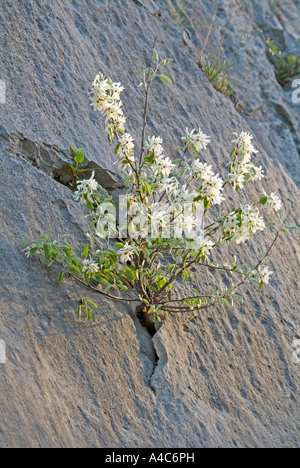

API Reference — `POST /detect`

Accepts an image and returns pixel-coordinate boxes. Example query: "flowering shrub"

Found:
[24,48,298,327]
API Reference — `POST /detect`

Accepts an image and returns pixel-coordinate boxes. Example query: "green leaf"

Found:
[221,298,230,307]
[285,225,299,230]
[259,281,264,290]
[44,244,51,260]
[87,307,92,321]
[159,74,173,85]
[236,294,244,305]
[230,148,237,158]
[22,237,29,247]
[153,48,159,61]
[82,244,89,260]
[86,300,98,308]
[69,164,76,172]
[29,247,38,256]
[74,154,84,164]
[204,198,210,210]
[78,305,83,320]
[56,271,65,284]
[259,196,268,205]
[265,222,276,228]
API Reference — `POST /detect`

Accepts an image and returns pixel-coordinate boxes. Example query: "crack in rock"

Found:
[1,129,123,191]
[150,331,168,392]
[130,306,168,393]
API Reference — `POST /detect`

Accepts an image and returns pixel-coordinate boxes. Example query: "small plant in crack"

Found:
[24,45,298,329]
[78,297,98,321]
[69,146,87,187]
[266,39,300,86]
[198,56,237,97]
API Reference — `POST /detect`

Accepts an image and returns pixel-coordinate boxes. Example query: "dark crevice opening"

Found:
[136,304,157,337]
[135,305,159,393]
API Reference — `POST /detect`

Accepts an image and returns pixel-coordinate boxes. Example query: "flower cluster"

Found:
[152,155,175,178]
[158,176,179,195]
[227,131,264,190]
[171,184,195,204]
[91,74,126,140]
[116,133,136,173]
[223,204,265,244]
[82,258,100,275]
[188,232,214,257]
[144,136,164,157]
[191,160,224,206]
[265,192,282,213]
[252,264,274,285]
[74,172,98,206]
[119,242,136,263]
[182,128,211,155]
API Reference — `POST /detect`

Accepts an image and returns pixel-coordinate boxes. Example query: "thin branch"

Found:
[55,260,140,304]
[139,38,157,168]
[160,294,214,305]
[198,262,234,273]
[161,303,215,313]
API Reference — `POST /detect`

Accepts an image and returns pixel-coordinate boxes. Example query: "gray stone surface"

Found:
[0,0,299,448]
[158,0,300,186]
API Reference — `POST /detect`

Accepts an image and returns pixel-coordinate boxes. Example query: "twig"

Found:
[139,38,157,168]
[55,260,140,304]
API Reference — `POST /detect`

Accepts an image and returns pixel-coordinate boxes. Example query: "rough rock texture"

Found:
[158,0,300,186]
[0,0,299,448]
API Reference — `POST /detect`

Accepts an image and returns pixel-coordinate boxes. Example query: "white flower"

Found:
[191,160,212,177]
[250,165,264,181]
[74,172,98,206]
[171,185,195,204]
[118,133,134,155]
[119,243,136,263]
[227,132,264,190]
[189,232,214,256]
[152,155,175,178]
[265,192,282,212]
[158,176,179,195]
[223,205,265,244]
[183,212,197,234]
[91,73,126,137]
[82,258,100,275]
[232,131,258,157]
[150,207,170,234]
[144,136,164,157]
[252,264,274,285]
[182,128,211,154]
[191,159,224,206]
[117,133,135,171]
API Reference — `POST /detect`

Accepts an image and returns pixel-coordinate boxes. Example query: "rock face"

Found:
[158,0,300,186]
[0,0,299,448]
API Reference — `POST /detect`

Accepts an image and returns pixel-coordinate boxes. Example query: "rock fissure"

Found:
[4,130,123,191]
